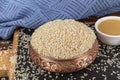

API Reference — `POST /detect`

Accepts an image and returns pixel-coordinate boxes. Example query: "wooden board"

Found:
[0,29,19,80]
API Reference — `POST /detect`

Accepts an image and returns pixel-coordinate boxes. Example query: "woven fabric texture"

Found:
[0,0,120,39]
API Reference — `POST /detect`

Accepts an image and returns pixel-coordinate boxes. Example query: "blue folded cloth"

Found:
[0,0,120,39]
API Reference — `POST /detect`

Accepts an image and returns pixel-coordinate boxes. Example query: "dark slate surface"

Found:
[15,25,120,80]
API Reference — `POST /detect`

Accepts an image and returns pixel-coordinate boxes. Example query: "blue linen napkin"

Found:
[0,0,120,39]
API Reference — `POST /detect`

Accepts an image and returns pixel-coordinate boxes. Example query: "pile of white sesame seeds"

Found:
[31,19,96,59]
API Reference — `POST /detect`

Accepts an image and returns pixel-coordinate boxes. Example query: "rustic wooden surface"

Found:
[0,29,19,80]
[79,12,120,24]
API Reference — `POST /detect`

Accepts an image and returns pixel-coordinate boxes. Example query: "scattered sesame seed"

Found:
[15,26,120,80]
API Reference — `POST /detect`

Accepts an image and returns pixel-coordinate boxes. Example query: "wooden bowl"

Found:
[29,40,99,73]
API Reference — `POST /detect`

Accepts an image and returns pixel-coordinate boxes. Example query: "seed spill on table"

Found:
[15,26,120,80]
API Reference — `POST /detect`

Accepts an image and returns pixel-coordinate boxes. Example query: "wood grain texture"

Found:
[0,29,19,80]
[79,12,120,24]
